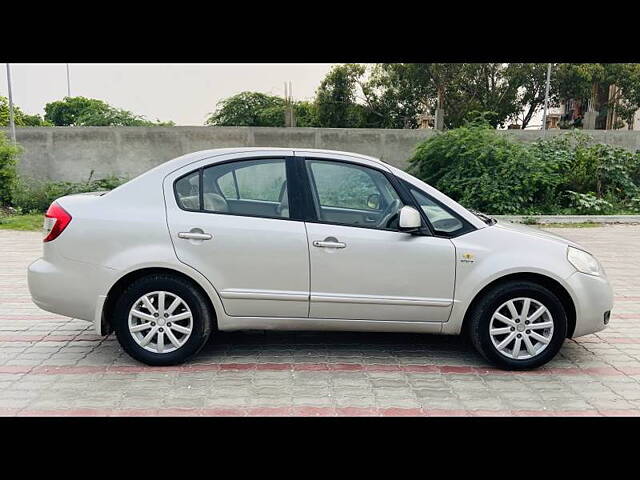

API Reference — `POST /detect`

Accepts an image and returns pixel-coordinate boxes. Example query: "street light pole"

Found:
[5,64,16,144]
[66,63,71,97]
[541,63,552,135]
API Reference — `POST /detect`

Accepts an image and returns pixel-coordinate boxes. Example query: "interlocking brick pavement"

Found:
[1,226,639,416]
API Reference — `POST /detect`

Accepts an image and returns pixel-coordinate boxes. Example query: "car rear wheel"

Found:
[113,274,212,366]
[468,281,567,370]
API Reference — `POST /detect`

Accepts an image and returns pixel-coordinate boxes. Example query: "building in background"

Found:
[559,85,640,130]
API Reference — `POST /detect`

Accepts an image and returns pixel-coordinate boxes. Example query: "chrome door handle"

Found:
[313,240,346,249]
[178,232,212,240]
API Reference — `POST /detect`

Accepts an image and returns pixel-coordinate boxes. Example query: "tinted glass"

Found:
[410,187,465,235]
[306,160,404,230]
[174,171,200,210]
[201,159,289,218]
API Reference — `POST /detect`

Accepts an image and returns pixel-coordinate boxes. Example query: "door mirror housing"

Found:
[399,206,422,232]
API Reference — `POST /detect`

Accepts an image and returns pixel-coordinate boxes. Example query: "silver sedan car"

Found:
[27,148,613,369]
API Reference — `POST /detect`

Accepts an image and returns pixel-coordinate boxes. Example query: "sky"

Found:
[0,63,338,126]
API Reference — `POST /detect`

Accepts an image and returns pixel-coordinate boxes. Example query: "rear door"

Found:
[164,152,310,318]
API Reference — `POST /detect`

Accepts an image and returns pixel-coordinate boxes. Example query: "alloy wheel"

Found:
[489,297,554,360]
[128,291,193,354]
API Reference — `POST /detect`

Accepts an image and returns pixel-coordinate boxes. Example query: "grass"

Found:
[537,222,603,228]
[0,213,43,231]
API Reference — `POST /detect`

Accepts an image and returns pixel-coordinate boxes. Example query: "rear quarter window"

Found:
[175,171,200,210]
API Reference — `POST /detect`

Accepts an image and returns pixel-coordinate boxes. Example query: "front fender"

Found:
[443,226,578,335]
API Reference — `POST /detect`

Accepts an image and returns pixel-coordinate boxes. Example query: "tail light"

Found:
[43,202,72,242]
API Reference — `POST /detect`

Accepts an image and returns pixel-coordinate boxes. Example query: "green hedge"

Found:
[10,176,125,213]
[0,132,20,206]
[408,121,640,215]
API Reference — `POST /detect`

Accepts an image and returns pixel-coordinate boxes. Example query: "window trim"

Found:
[173,156,300,222]
[297,156,432,236]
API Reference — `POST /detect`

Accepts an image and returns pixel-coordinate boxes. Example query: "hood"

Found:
[494,219,587,251]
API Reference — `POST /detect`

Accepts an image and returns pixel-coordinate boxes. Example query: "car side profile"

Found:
[28,148,614,370]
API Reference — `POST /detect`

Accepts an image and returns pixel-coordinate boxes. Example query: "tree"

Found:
[44,96,173,126]
[314,64,368,128]
[206,92,287,126]
[363,63,434,128]
[555,63,640,129]
[0,131,20,206]
[0,96,51,127]
[444,63,521,129]
[505,63,558,129]
[349,63,523,129]
[294,101,318,127]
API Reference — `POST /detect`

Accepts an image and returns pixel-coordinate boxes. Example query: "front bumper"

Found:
[566,270,614,338]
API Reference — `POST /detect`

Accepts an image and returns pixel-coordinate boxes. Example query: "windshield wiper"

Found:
[470,209,497,226]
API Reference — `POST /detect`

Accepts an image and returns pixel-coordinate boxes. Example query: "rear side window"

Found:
[174,158,290,220]
[217,172,238,199]
[233,161,287,202]
[174,171,200,210]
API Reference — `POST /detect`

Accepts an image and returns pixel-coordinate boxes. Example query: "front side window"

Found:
[306,160,404,230]
[408,186,468,236]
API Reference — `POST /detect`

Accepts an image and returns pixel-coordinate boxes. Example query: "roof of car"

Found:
[171,147,386,168]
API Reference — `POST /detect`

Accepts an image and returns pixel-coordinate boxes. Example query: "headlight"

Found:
[567,246,601,276]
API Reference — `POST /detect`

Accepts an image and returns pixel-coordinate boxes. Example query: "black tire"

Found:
[468,281,567,370]
[113,274,213,366]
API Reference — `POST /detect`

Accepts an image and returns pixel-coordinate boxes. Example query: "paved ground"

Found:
[1,226,639,417]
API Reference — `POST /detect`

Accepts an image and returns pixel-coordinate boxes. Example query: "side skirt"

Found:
[218,316,444,334]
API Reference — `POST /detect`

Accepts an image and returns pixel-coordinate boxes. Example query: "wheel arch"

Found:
[460,272,577,339]
[99,267,219,336]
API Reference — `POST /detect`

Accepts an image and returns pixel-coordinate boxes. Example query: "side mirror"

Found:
[399,206,422,231]
[366,193,381,210]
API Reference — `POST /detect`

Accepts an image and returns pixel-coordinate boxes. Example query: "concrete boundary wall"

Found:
[3,126,640,183]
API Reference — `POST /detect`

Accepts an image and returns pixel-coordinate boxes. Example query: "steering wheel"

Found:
[376,199,402,229]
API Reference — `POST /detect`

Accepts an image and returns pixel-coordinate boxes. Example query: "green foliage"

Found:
[44,96,172,126]
[408,120,559,214]
[206,92,287,127]
[1,97,51,126]
[0,213,43,231]
[408,123,640,215]
[10,175,125,213]
[364,63,434,128]
[556,63,640,128]
[294,101,318,127]
[206,92,320,128]
[313,64,368,128]
[328,63,555,130]
[0,132,20,206]
[565,191,613,214]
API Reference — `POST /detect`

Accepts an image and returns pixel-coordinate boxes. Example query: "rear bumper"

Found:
[566,271,614,338]
[28,256,114,324]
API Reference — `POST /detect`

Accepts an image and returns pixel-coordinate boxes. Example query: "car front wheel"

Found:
[113,274,213,366]
[468,280,567,370]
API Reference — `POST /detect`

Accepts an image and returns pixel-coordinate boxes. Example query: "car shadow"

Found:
[198,329,485,366]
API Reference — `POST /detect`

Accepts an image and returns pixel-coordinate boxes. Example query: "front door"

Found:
[302,158,456,322]
[165,155,309,318]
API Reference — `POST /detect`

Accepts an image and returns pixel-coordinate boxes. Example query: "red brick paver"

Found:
[1,226,640,417]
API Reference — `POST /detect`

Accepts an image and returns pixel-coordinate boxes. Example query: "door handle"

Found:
[313,240,346,249]
[178,232,212,240]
